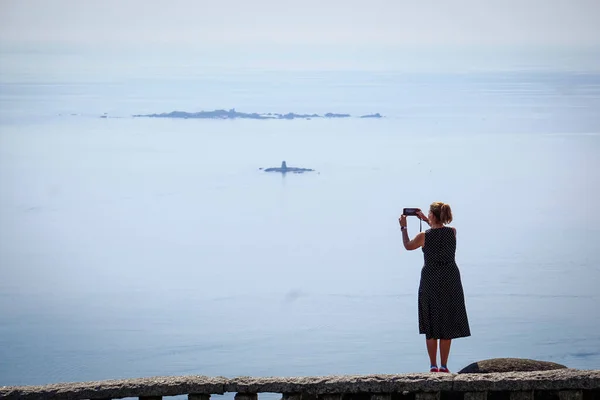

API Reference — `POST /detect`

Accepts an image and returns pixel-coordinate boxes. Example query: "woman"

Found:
[399,202,470,373]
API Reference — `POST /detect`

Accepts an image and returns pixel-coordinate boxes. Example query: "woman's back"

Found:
[418,225,470,340]
[422,226,456,266]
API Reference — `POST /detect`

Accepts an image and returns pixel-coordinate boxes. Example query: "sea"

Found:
[1,68,599,389]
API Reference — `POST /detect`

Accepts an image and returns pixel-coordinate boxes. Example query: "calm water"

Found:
[1,71,599,386]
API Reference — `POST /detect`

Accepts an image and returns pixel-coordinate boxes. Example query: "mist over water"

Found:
[1,70,599,386]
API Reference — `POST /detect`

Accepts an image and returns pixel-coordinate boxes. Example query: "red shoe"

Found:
[430,366,439,372]
[439,366,450,373]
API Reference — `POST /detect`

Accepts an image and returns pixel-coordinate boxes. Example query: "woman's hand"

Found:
[399,214,407,228]
[416,210,430,225]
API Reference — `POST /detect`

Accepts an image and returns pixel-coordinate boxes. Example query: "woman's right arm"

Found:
[399,215,426,250]
[403,231,425,250]
[416,210,430,226]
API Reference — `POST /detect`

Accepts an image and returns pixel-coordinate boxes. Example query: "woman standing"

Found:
[399,202,470,373]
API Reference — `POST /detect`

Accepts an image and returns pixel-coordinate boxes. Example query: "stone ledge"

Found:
[0,376,228,400]
[225,374,454,394]
[1,370,598,400]
[452,369,600,391]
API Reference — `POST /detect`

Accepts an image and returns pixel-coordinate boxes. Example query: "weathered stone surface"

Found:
[463,392,487,400]
[189,395,210,400]
[282,394,317,400]
[0,376,228,400]
[509,391,533,400]
[414,393,439,400]
[452,369,600,392]
[224,375,454,394]
[234,393,257,400]
[458,359,567,374]
[1,371,599,400]
[318,395,342,400]
[370,394,391,400]
[558,390,583,400]
[282,394,302,400]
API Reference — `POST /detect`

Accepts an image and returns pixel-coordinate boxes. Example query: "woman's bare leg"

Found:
[426,339,438,366]
[440,339,452,367]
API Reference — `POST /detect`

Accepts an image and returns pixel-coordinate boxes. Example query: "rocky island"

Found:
[133,109,383,120]
[260,161,314,174]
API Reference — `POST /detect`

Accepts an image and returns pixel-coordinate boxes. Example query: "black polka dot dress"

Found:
[419,226,471,339]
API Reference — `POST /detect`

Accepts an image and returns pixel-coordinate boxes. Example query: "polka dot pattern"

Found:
[418,226,471,339]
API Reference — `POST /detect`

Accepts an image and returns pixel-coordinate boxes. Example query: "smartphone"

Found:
[403,208,420,216]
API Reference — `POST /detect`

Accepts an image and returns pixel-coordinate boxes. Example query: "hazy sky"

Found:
[2,0,600,46]
[1,0,600,72]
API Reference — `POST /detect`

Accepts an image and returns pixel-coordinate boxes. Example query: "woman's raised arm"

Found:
[403,231,425,250]
[399,214,426,250]
[416,210,430,226]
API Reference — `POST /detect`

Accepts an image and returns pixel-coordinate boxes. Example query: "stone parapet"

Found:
[1,369,598,400]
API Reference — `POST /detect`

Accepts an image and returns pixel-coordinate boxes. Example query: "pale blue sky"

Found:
[1,0,600,73]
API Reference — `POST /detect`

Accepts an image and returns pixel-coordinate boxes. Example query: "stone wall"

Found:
[1,369,599,400]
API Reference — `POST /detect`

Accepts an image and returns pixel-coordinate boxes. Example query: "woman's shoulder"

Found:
[426,226,456,232]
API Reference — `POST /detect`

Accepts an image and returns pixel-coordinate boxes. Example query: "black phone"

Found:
[403,208,420,216]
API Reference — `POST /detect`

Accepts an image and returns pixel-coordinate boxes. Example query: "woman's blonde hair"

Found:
[430,201,453,224]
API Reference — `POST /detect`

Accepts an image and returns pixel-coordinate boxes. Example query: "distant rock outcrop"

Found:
[458,358,568,374]
[134,109,271,120]
[262,161,314,174]
[133,109,381,120]
[324,113,350,118]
